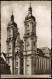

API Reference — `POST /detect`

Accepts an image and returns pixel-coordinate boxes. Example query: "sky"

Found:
[1,1,51,53]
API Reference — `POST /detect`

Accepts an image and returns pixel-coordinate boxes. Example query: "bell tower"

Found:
[6,12,18,74]
[23,3,37,75]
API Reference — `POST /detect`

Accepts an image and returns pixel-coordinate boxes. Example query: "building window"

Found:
[33,25,34,28]
[26,25,29,35]
[21,63,23,66]
[26,41,29,46]
[27,64,29,67]
[33,41,35,46]
[9,29,11,33]
[16,62,18,66]
[27,25,29,31]
[33,26,34,32]
[16,56,18,60]
[9,45,11,49]
[27,59,29,66]
[9,30,11,37]
[15,68,18,74]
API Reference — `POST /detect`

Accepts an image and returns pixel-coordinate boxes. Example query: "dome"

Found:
[8,21,17,28]
[25,3,36,21]
[8,14,17,28]
[25,15,36,21]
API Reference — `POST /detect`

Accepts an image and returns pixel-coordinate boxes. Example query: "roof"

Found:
[37,48,45,57]
[8,21,17,28]
[40,47,51,55]
[37,48,51,58]
[40,47,51,52]
[0,57,10,66]
[8,14,17,28]
[25,15,36,21]
[25,3,35,21]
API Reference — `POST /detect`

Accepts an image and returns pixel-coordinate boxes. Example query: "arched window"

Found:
[27,25,29,31]
[15,68,18,74]
[9,29,11,37]
[33,25,34,28]
[33,41,35,46]
[26,41,29,46]
[9,43,11,49]
[16,62,18,66]
[16,56,18,60]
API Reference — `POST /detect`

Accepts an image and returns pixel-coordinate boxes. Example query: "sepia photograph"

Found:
[0,0,51,78]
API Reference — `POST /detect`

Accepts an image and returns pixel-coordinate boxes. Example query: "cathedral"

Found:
[6,3,51,75]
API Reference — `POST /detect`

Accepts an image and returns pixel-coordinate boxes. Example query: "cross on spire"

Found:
[28,2,32,15]
[11,10,14,21]
[12,10,13,15]
[30,2,31,8]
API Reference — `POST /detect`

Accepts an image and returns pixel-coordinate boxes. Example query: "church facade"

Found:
[6,3,51,75]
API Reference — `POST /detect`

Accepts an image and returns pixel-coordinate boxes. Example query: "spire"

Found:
[11,10,14,21]
[25,3,35,21]
[30,3,31,8]
[28,3,32,15]
[12,10,13,15]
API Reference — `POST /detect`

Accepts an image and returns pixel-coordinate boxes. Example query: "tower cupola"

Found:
[8,11,17,28]
[11,14,14,21]
[25,3,36,21]
[28,3,32,15]
[11,11,14,21]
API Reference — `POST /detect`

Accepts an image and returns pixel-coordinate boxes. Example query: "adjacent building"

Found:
[0,56,11,74]
[35,48,51,74]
